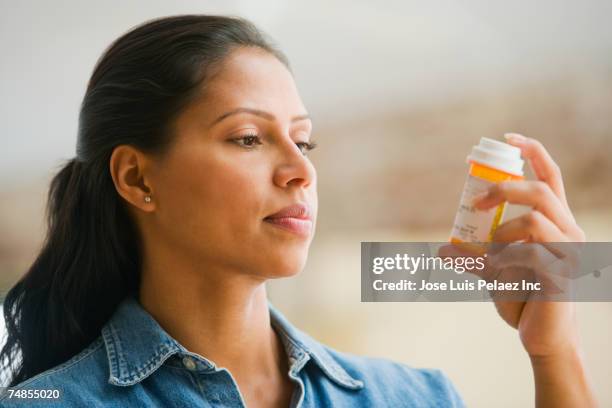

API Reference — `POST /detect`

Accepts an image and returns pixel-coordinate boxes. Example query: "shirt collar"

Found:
[101,296,364,390]
[268,302,364,389]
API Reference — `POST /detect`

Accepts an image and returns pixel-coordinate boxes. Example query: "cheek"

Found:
[204,162,266,223]
[157,150,268,246]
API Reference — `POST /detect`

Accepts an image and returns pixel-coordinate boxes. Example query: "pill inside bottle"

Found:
[449,137,524,244]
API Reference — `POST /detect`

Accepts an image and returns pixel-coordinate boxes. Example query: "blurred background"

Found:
[1,0,611,406]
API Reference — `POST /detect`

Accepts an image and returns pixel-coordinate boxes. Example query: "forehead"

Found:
[200,47,304,117]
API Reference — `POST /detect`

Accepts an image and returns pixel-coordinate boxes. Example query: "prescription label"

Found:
[450,175,505,243]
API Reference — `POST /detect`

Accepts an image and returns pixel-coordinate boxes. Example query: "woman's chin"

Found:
[263,255,308,279]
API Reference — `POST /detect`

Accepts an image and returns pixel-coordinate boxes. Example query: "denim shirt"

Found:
[1,297,465,407]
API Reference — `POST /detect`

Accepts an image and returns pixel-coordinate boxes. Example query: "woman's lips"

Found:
[264,202,312,237]
[263,216,312,237]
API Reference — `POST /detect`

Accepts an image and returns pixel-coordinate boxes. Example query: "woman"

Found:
[0,15,596,407]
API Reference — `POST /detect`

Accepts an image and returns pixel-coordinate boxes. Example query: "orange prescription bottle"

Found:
[450,137,524,243]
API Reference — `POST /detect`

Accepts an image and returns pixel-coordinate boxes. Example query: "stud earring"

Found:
[144,195,152,203]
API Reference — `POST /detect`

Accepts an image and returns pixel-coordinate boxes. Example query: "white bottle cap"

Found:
[466,137,524,176]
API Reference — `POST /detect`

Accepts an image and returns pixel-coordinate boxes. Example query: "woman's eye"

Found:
[233,134,262,148]
[231,135,317,155]
[296,140,318,155]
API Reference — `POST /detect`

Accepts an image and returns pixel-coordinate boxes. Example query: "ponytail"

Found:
[1,158,140,386]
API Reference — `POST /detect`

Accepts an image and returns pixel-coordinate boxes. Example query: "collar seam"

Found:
[271,318,308,359]
[109,344,179,386]
[271,312,364,390]
[103,318,181,387]
[102,323,122,384]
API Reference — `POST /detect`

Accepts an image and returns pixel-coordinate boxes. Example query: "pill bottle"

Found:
[450,137,524,244]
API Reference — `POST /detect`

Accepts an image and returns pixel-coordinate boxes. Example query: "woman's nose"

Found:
[272,139,316,189]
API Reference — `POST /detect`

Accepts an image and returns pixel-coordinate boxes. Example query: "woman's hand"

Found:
[472,133,585,358]
[470,133,596,407]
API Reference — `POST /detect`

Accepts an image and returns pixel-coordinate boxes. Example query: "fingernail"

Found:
[504,133,527,144]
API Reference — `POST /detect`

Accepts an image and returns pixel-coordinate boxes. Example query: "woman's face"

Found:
[147,47,317,280]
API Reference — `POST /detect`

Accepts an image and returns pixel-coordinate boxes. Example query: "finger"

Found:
[538,241,583,264]
[489,242,561,270]
[492,211,568,243]
[503,133,570,213]
[489,242,580,280]
[474,181,574,233]
[487,244,575,300]
[492,265,568,301]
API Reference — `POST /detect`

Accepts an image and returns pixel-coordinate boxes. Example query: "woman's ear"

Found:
[109,145,156,212]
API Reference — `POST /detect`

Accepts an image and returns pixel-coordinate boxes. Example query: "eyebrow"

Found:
[209,107,311,127]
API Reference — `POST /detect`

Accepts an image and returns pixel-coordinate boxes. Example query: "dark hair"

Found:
[0,14,289,386]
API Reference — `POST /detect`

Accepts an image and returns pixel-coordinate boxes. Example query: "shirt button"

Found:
[182,356,197,371]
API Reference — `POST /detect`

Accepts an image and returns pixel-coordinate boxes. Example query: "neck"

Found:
[138,256,287,380]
